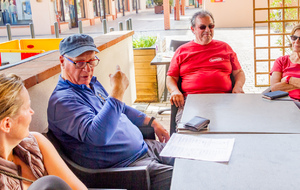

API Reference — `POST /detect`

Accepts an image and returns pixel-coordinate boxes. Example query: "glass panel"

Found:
[255,23,268,35]
[271,48,284,59]
[284,47,292,55]
[284,0,298,7]
[77,0,85,18]
[256,74,270,86]
[270,22,283,33]
[270,9,283,21]
[284,8,298,20]
[285,21,298,33]
[1,0,33,25]
[256,61,269,72]
[256,36,269,47]
[284,34,292,46]
[270,61,275,69]
[256,49,269,60]
[270,0,283,8]
[93,0,98,16]
[270,35,283,47]
[63,0,70,21]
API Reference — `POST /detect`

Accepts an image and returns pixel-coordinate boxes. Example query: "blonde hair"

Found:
[291,23,300,36]
[289,23,300,48]
[0,74,24,120]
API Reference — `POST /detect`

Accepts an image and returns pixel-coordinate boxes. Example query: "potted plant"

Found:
[153,0,173,14]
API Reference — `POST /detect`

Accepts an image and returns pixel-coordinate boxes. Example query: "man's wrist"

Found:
[148,117,156,127]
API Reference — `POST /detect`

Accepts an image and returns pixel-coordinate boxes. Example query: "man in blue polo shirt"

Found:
[47,34,173,190]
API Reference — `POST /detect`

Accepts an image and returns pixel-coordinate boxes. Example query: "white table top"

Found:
[180,94,300,134]
[171,133,300,190]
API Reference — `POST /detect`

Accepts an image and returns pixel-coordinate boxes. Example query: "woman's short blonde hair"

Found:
[289,23,300,48]
[0,74,24,120]
[291,23,300,36]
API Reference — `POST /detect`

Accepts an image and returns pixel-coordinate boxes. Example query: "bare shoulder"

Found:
[30,131,45,140]
[30,132,49,146]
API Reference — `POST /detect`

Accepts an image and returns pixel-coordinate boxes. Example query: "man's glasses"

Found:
[63,55,100,69]
[199,24,215,30]
[290,35,300,41]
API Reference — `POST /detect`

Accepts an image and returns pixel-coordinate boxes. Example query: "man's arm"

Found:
[142,116,170,143]
[231,69,245,93]
[271,71,298,91]
[123,106,170,143]
[166,76,185,107]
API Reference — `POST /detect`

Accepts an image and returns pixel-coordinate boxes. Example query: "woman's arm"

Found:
[270,71,298,92]
[31,132,87,190]
[282,75,300,89]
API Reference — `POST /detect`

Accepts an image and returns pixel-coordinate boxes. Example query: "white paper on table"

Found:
[160,133,235,162]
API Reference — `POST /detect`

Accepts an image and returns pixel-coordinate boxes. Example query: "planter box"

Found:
[133,48,165,102]
[155,6,164,14]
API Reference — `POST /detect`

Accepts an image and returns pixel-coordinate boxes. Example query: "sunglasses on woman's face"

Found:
[290,35,300,41]
[199,24,215,30]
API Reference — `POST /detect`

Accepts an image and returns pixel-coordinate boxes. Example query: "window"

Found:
[1,0,32,25]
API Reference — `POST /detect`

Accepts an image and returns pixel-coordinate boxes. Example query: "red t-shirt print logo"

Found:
[209,57,224,62]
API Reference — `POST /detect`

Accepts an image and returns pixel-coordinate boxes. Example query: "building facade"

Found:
[0,0,147,35]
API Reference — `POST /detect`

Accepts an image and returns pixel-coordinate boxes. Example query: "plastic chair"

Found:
[45,125,155,190]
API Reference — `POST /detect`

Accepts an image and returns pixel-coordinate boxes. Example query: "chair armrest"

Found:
[170,104,178,136]
[138,125,155,140]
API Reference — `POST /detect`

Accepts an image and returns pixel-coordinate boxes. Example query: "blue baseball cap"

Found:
[59,34,100,57]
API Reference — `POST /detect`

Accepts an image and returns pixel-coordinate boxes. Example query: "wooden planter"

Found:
[133,48,165,102]
[154,6,164,14]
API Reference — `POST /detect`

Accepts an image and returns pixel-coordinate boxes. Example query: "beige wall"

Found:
[93,35,136,105]
[30,0,55,34]
[203,0,266,28]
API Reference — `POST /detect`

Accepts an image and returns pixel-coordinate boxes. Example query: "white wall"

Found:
[28,73,60,133]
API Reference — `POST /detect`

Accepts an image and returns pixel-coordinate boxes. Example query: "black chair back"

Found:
[170,40,190,51]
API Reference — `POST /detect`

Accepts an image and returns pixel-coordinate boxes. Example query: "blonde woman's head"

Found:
[0,74,24,121]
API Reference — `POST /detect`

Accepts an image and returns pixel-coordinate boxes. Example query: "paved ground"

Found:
[1,7,269,133]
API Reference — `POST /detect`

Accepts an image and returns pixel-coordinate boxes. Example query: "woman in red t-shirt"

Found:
[270,24,300,108]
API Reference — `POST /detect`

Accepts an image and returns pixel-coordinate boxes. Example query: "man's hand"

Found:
[143,116,170,143]
[170,90,185,107]
[153,121,170,143]
[232,85,244,93]
[109,65,129,101]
